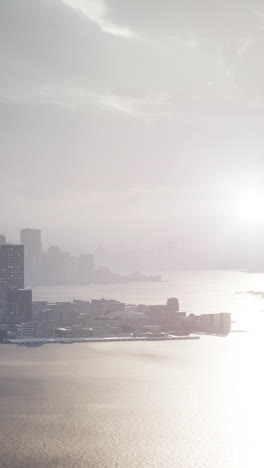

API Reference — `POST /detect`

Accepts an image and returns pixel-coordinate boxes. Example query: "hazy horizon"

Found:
[2,4,264,467]
[2,0,264,266]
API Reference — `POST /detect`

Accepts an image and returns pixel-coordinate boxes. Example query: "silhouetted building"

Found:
[20,229,42,256]
[199,313,231,336]
[19,320,55,338]
[0,235,6,245]
[0,287,32,324]
[42,246,71,285]
[0,244,24,289]
[91,299,125,317]
[20,229,42,285]
[166,297,179,312]
[32,301,48,320]
[7,288,32,323]
[144,298,184,328]
[19,322,35,338]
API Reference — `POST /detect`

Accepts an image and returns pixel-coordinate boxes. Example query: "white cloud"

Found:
[62,0,135,37]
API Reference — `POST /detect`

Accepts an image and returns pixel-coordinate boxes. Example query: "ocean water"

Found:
[1,270,264,467]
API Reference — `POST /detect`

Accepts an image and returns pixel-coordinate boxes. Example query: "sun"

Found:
[234,189,264,227]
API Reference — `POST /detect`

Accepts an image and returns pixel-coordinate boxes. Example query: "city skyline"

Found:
[1,2,263,468]
[2,0,264,265]
[3,224,264,272]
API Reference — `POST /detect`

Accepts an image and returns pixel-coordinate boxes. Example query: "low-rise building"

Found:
[20,320,55,338]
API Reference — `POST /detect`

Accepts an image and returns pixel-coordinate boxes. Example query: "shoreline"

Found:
[2,335,200,346]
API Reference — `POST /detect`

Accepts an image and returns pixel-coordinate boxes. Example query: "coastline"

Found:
[2,334,200,346]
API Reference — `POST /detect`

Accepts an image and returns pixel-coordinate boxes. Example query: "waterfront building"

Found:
[0,244,24,289]
[19,298,232,339]
[0,295,18,323]
[85,315,122,329]
[6,288,32,323]
[35,320,55,338]
[199,313,231,335]
[20,320,55,338]
[121,311,150,328]
[0,288,32,324]
[166,297,179,312]
[19,322,35,338]
[91,299,125,317]
[32,301,48,320]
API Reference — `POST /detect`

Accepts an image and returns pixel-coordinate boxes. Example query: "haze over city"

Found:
[3,2,264,468]
[2,0,264,267]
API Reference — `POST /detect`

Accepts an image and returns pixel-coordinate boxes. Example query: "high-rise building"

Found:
[20,229,42,257]
[0,244,24,289]
[20,229,42,285]
[0,235,6,245]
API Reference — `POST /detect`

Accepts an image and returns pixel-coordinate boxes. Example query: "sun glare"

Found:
[235,189,264,226]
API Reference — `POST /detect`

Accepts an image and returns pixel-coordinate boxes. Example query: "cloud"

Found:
[62,0,135,37]
[1,0,264,252]
[0,0,249,118]
[104,0,264,39]
[0,0,115,97]
[103,0,264,100]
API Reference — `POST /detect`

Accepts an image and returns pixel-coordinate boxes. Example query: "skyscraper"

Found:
[0,244,24,289]
[20,229,42,285]
[20,229,42,257]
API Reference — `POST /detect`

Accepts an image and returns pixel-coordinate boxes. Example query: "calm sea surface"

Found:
[1,270,264,467]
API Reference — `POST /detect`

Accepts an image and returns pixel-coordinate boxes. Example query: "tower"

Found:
[20,229,42,285]
[0,244,24,289]
[20,229,42,257]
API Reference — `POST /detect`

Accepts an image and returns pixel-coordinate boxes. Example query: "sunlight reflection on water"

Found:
[1,271,264,467]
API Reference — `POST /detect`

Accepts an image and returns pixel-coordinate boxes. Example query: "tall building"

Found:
[20,229,42,257]
[0,244,24,289]
[20,229,42,285]
[0,235,6,245]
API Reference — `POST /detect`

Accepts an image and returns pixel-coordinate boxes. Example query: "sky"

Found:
[1,0,264,264]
